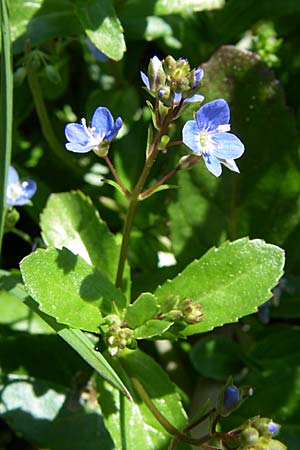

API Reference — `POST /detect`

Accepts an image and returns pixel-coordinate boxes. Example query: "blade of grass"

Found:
[0,0,13,254]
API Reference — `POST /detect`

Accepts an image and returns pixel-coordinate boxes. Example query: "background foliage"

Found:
[1,0,300,449]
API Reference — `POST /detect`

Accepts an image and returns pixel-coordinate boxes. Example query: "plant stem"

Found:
[25,47,83,179]
[103,155,130,196]
[139,165,180,200]
[183,408,215,433]
[11,227,33,246]
[0,0,13,255]
[115,109,174,288]
[130,374,212,447]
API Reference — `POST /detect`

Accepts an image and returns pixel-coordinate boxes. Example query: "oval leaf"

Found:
[125,292,158,328]
[20,247,127,332]
[75,0,126,61]
[41,191,119,284]
[154,238,285,336]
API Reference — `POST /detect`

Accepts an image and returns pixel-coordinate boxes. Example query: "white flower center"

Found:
[81,118,104,146]
[7,182,22,201]
[199,130,215,154]
[198,123,230,157]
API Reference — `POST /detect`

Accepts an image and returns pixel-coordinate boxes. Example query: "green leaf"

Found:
[0,289,53,334]
[0,269,130,396]
[0,375,114,450]
[20,247,127,332]
[125,292,158,328]
[10,0,83,54]
[134,319,173,339]
[154,0,225,15]
[189,335,245,381]
[41,191,120,285]
[154,238,285,336]
[97,348,189,450]
[75,0,126,61]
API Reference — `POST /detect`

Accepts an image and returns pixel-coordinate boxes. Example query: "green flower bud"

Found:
[45,65,61,84]
[14,67,27,86]
[163,55,177,76]
[268,439,287,450]
[240,427,260,446]
[4,208,20,232]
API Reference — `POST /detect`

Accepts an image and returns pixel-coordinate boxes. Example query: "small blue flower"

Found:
[6,166,36,206]
[182,99,245,177]
[65,107,122,154]
[267,421,279,435]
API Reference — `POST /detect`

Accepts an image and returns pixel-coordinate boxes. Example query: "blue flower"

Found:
[65,107,122,154]
[6,166,36,206]
[182,99,245,177]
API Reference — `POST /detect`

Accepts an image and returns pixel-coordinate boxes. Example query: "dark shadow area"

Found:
[0,379,114,450]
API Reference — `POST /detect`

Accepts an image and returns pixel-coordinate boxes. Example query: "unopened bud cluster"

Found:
[237,417,286,450]
[163,56,201,96]
[105,320,134,357]
[157,298,204,325]
[141,55,203,107]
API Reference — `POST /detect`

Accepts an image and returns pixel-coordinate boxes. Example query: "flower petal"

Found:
[173,92,182,105]
[203,153,222,177]
[65,142,97,153]
[196,99,230,131]
[182,120,202,154]
[220,158,240,173]
[7,166,19,185]
[105,117,123,142]
[16,180,37,205]
[140,71,150,89]
[213,133,245,159]
[65,123,92,145]
[184,94,205,103]
[193,68,204,87]
[91,107,114,139]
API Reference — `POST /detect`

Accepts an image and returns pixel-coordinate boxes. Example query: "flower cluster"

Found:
[141,55,204,106]
[6,166,36,206]
[238,417,285,449]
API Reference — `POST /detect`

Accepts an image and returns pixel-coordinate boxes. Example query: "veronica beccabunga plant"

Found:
[17,54,286,450]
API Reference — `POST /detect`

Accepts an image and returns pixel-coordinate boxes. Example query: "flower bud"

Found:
[217,383,241,416]
[179,154,201,170]
[240,427,260,446]
[251,418,280,437]
[148,56,166,93]
[268,439,287,450]
[45,65,61,85]
[14,67,27,86]
[163,55,177,76]
[4,208,20,232]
